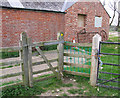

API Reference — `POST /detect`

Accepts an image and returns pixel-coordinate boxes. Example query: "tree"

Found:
[102,0,106,7]
[116,1,120,31]
[108,0,118,26]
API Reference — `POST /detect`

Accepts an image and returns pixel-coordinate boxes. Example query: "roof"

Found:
[0,0,78,12]
[0,0,110,17]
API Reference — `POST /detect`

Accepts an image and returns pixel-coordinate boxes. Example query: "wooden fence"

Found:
[0,32,101,89]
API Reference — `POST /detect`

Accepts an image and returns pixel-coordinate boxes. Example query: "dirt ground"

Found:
[37,77,87,96]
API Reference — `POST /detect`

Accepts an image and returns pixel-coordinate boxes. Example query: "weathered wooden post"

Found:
[19,40,24,85]
[90,34,101,86]
[57,32,64,80]
[20,32,29,86]
[28,38,33,87]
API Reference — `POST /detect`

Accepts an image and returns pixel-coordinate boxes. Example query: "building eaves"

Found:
[0,5,66,14]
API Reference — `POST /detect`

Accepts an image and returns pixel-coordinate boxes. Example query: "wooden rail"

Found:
[0,40,63,52]
[64,53,91,58]
[64,62,91,68]
[64,43,92,47]
[64,70,90,77]
[33,66,58,75]
[33,59,57,66]
[32,40,64,47]
[0,72,23,79]
[0,60,23,66]
[0,46,22,51]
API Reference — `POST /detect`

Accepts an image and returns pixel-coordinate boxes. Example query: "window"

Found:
[78,14,86,27]
[95,16,102,27]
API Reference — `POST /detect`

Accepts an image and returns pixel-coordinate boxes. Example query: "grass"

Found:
[61,83,73,87]
[74,76,119,96]
[68,88,84,94]
[1,74,61,97]
[1,74,119,97]
[62,93,68,96]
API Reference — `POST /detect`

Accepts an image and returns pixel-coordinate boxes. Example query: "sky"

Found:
[99,0,119,26]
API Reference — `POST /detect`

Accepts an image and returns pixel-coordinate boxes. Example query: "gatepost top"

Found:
[57,32,64,40]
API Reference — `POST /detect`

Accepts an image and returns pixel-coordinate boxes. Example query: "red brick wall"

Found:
[1,8,65,47]
[1,1,110,47]
[64,1,110,43]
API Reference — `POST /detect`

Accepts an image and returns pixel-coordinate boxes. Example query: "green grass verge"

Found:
[1,74,61,97]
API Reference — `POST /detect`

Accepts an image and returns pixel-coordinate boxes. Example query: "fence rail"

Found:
[64,53,91,58]
[0,46,22,51]
[0,60,23,66]
[33,59,58,66]
[64,70,90,77]
[64,42,92,47]
[64,62,91,68]
[33,66,58,75]
[0,72,23,79]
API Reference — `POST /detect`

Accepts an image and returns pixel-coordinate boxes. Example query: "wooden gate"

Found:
[19,32,64,87]
[63,42,92,77]
[0,32,64,89]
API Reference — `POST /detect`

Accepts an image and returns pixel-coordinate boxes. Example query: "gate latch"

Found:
[94,49,99,59]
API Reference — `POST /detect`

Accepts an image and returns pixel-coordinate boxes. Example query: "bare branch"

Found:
[102,0,106,7]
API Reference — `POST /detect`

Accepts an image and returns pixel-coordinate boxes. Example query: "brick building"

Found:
[0,0,110,47]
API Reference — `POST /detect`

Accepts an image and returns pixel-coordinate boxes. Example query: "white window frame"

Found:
[95,16,102,27]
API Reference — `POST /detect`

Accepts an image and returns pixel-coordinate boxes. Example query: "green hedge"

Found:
[0,51,19,59]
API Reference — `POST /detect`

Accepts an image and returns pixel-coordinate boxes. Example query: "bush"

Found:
[0,51,19,59]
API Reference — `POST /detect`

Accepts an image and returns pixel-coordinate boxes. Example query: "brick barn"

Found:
[0,0,110,47]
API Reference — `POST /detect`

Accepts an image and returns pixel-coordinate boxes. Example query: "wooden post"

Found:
[28,38,33,87]
[90,34,101,86]
[57,32,64,80]
[19,40,24,85]
[20,32,29,86]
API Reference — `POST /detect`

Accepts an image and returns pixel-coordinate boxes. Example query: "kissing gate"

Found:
[96,41,120,90]
[1,32,119,90]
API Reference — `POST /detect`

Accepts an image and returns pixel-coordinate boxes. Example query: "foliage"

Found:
[0,51,19,59]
